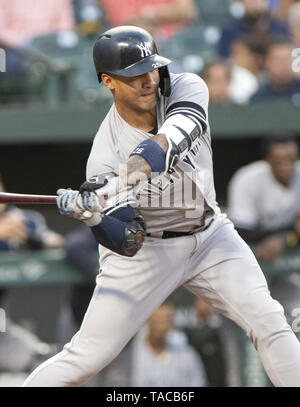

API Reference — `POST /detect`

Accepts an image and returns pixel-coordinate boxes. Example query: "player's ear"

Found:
[101,73,115,91]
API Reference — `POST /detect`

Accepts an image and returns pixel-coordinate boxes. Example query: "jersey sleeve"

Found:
[165,73,209,133]
[227,168,260,230]
[86,119,121,181]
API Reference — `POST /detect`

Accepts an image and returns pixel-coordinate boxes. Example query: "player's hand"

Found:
[80,173,131,209]
[255,235,285,262]
[56,188,103,226]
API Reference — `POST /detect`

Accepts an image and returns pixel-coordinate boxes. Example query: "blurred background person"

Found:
[0,173,64,386]
[218,0,288,59]
[201,60,232,104]
[251,38,300,101]
[184,297,226,387]
[271,0,299,21]
[227,135,300,337]
[228,36,265,103]
[288,2,300,47]
[0,0,75,49]
[0,0,75,103]
[98,0,198,44]
[131,301,207,387]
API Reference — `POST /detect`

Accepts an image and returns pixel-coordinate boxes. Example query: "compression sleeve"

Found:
[90,205,146,257]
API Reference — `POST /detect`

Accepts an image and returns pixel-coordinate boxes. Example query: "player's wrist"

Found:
[129,139,166,174]
[83,212,103,227]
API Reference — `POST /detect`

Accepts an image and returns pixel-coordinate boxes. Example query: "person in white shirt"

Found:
[131,301,207,387]
[228,135,300,331]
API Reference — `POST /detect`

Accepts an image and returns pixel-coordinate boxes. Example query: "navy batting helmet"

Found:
[93,25,172,96]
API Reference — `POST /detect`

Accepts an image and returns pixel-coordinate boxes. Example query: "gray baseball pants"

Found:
[23,214,300,386]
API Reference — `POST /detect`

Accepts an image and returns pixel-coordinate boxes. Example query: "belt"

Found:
[146,218,214,239]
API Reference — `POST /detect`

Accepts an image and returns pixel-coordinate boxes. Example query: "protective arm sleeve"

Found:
[159,105,206,173]
[130,107,206,175]
[130,75,208,175]
[90,204,146,257]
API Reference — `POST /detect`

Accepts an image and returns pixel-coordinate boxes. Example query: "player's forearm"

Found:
[118,133,168,186]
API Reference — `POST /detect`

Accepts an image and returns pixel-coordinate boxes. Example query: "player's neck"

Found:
[115,103,157,133]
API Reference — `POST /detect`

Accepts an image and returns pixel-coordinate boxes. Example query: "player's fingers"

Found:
[56,188,69,196]
[77,191,102,212]
[56,190,78,215]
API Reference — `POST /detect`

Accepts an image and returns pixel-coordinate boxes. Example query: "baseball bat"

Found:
[0,192,57,205]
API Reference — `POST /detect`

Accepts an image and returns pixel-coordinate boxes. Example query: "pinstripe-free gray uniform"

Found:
[23,73,300,387]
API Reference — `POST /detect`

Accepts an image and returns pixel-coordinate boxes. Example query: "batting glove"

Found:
[56,189,103,226]
[80,172,132,209]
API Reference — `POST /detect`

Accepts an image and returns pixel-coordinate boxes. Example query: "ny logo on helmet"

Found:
[137,42,152,58]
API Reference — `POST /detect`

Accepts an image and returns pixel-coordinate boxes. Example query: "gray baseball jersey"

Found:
[228,160,300,231]
[87,72,219,233]
[23,72,300,388]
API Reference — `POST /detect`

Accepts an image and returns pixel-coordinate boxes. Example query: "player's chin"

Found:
[139,96,157,110]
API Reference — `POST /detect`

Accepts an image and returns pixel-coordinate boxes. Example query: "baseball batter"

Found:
[23,26,300,387]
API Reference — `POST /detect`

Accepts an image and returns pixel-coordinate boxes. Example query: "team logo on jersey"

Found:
[137,42,152,58]
[137,169,180,200]
[182,140,201,170]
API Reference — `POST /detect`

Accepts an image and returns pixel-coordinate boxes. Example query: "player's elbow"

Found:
[90,212,146,257]
[119,222,146,257]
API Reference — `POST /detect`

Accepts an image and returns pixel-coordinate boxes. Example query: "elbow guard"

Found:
[159,114,202,174]
[121,208,146,257]
[121,218,146,257]
[91,206,146,257]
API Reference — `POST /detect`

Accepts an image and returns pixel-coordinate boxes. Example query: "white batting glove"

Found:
[79,173,132,210]
[76,190,103,213]
[56,189,102,226]
[94,176,127,207]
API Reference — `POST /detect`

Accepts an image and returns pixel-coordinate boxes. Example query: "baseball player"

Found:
[23,26,300,387]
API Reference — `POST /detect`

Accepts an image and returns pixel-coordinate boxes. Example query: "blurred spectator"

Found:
[131,301,207,387]
[218,0,288,58]
[228,37,264,103]
[272,0,299,21]
[73,0,104,38]
[202,60,232,104]
[184,297,226,387]
[0,0,75,48]
[288,3,300,46]
[0,174,64,384]
[98,0,198,43]
[0,0,75,103]
[227,135,300,337]
[251,38,300,101]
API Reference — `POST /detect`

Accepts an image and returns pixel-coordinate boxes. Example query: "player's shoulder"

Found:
[94,105,115,138]
[169,72,208,92]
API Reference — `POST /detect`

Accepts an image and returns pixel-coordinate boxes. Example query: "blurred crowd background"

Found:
[1,0,300,105]
[1,0,300,387]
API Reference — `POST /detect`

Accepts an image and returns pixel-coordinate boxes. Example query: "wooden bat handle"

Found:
[0,192,57,205]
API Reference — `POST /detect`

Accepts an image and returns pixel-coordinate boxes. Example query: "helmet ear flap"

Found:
[159,66,171,97]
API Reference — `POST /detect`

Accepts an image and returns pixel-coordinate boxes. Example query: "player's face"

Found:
[266,142,299,186]
[102,70,160,113]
